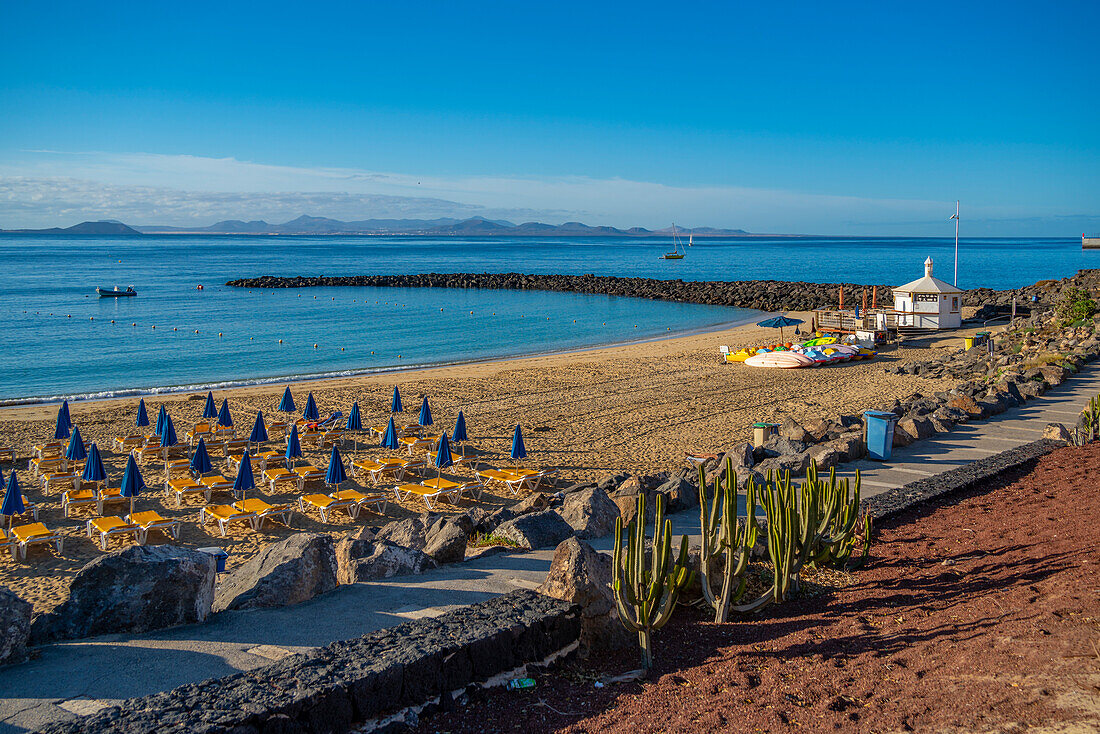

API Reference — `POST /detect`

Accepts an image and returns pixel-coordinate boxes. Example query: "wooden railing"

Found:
[812,308,897,332]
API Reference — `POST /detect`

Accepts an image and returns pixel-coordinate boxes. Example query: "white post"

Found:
[951,201,960,287]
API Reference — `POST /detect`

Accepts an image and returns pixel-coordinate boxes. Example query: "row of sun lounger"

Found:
[2,461,553,558]
[9,423,558,560]
[85,510,182,550]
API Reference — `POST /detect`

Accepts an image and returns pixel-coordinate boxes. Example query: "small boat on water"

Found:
[660,224,689,260]
[96,285,137,297]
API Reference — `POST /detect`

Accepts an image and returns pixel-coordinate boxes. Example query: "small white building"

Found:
[892,257,963,330]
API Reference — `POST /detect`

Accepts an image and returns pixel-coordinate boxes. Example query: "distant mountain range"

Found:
[0,220,142,235]
[2,215,751,237]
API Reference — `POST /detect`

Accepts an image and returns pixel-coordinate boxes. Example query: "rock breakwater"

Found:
[226,270,1100,312]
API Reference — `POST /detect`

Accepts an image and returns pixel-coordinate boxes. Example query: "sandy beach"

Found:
[0,313,967,612]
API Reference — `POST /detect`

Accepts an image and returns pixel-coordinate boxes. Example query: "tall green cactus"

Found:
[697,459,758,622]
[727,462,873,615]
[612,492,692,672]
[1082,394,1100,443]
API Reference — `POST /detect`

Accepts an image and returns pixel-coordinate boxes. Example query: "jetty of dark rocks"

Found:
[226,270,1100,313]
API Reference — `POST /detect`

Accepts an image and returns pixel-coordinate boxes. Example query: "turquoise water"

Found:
[0,234,1092,403]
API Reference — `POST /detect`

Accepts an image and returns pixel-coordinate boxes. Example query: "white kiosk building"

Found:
[892,257,963,330]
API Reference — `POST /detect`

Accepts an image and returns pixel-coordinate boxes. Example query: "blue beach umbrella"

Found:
[120,453,145,514]
[160,414,178,447]
[202,392,218,420]
[82,443,107,484]
[285,424,303,469]
[65,426,87,463]
[190,437,213,476]
[453,411,468,443]
[346,401,363,453]
[511,424,527,462]
[53,405,71,440]
[391,386,403,413]
[325,445,347,488]
[155,405,168,436]
[60,401,72,430]
[135,399,150,428]
[217,399,233,428]
[249,411,268,445]
[233,452,255,499]
[380,416,399,451]
[756,315,805,340]
[278,386,296,413]
[418,396,433,427]
[303,392,320,422]
[434,430,453,477]
[346,401,363,432]
[1,472,26,528]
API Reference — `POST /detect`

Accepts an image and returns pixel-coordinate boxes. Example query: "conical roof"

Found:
[892,257,963,294]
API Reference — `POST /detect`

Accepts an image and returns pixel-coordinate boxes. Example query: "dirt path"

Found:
[416,444,1100,733]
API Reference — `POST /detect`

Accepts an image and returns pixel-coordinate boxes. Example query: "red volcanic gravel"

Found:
[416,444,1100,733]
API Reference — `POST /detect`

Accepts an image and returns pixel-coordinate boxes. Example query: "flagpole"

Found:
[952,201,960,287]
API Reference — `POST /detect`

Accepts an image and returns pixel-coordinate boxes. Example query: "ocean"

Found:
[0,234,1092,404]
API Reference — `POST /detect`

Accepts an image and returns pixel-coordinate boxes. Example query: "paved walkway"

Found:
[2,368,1098,732]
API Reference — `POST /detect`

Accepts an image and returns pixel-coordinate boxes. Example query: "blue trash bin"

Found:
[863,410,898,461]
[197,547,229,573]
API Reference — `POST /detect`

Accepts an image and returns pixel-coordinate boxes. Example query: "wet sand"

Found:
[0,313,964,612]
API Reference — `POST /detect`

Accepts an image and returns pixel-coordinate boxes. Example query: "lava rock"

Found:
[655,476,696,511]
[494,510,575,550]
[558,487,620,540]
[779,418,811,443]
[214,533,337,612]
[337,540,438,582]
[805,444,843,471]
[535,538,630,655]
[754,451,811,478]
[758,435,812,459]
[33,545,215,643]
[947,394,984,419]
[825,431,866,462]
[897,415,935,441]
[1041,422,1073,443]
[0,587,32,665]
[373,514,472,564]
[597,472,631,492]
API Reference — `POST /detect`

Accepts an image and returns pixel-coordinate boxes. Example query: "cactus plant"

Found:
[727,463,873,615]
[1080,394,1100,443]
[612,492,692,672]
[697,459,758,622]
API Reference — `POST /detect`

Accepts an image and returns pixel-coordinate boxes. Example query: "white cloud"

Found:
[0,150,1091,234]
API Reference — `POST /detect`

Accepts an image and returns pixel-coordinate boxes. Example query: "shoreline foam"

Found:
[0,313,765,408]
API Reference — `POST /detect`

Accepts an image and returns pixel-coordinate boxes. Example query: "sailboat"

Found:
[660,224,687,260]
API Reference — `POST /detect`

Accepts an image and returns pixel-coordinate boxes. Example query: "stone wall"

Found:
[40,590,580,734]
[861,439,1062,520]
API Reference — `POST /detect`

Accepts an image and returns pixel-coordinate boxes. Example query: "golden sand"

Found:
[0,313,963,612]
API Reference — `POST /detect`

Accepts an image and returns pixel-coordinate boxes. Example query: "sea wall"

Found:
[226,270,1100,312]
[41,590,580,734]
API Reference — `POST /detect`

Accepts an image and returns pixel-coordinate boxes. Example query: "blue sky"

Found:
[1,1,1097,234]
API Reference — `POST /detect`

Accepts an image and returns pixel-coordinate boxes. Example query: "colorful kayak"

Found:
[744,352,815,369]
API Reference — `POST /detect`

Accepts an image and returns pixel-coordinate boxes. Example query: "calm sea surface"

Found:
[0,234,1092,403]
